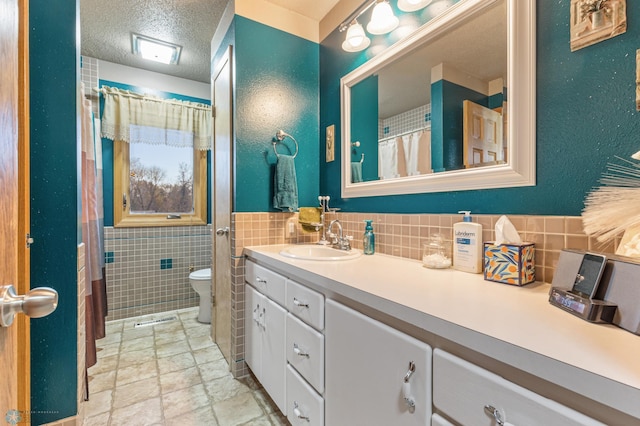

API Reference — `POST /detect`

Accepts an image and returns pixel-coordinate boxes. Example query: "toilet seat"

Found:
[189,268,211,281]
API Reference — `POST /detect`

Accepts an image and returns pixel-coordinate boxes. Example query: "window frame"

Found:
[113,140,207,227]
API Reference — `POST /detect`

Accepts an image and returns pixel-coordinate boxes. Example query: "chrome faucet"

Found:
[328,219,352,251]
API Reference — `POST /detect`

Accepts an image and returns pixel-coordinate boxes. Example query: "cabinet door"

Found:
[433,349,605,426]
[261,296,287,414]
[244,285,262,378]
[326,299,432,425]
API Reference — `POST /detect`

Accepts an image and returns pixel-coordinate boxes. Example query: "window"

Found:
[101,85,211,227]
[114,140,207,227]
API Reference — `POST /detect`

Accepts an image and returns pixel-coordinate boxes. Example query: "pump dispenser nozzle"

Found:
[458,210,472,222]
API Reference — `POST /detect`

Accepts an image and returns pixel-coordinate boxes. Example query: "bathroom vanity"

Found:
[243,245,640,425]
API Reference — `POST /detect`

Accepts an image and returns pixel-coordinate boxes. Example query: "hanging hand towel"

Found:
[299,207,322,233]
[351,162,363,183]
[273,154,298,212]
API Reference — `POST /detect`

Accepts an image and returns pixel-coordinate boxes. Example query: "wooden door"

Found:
[212,46,233,365]
[462,100,504,168]
[1,0,30,420]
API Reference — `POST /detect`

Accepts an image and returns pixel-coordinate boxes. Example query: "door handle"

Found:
[0,285,58,327]
[215,227,230,236]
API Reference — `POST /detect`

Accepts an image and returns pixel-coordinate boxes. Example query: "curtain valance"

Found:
[100,85,212,150]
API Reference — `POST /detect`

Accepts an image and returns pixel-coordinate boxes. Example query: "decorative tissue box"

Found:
[483,242,535,286]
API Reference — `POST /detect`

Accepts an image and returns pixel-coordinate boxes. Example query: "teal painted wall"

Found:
[320,0,640,215]
[98,80,211,226]
[350,75,378,181]
[435,80,487,171]
[29,0,79,423]
[233,17,320,212]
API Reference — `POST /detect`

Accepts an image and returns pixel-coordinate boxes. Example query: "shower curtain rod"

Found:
[378,125,431,143]
[92,87,211,111]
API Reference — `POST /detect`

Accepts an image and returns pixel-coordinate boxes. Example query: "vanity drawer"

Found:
[286,279,324,330]
[286,364,324,426]
[245,260,286,306]
[433,349,604,426]
[431,413,454,426]
[286,313,324,394]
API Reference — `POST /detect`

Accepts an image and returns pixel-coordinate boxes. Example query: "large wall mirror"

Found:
[341,0,535,198]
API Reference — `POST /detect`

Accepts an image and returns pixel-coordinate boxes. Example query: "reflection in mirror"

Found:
[341,0,535,197]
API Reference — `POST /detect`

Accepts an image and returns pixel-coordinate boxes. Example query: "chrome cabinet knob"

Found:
[0,285,58,327]
[215,227,230,236]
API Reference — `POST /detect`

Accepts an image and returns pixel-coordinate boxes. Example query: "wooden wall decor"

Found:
[570,0,626,52]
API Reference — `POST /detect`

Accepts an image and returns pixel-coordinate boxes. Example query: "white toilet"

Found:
[189,268,212,324]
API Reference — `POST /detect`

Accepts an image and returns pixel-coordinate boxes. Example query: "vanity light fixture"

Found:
[367,0,399,34]
[341,20,371,52]
[339,0,410,52]
[131,33,182,65]
[397,0,432,12]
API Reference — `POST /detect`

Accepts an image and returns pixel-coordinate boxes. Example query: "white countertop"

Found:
[245,244,640,419]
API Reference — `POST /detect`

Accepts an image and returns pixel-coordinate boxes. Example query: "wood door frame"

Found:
[1,0,30,417]
[16,0,31,413]
[17,0,30,415]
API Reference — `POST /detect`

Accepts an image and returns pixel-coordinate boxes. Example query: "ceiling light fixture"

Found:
[397,0,432,12]
[366,0,399,35]
[131,33,182,65]
[341,20,371,52]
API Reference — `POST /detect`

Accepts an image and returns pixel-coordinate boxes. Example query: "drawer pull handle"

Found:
[293,297,309,308]
[253,304,260,324]
[256,276,267,284]
[402,361,416,409]
[293,343,310,358]
[293,401,310,422]
[484,405,512,426]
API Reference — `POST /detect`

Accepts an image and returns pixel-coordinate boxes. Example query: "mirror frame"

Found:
[340,0,535,198]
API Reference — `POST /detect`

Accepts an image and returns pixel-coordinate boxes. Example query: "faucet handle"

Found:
[344,235,353,249]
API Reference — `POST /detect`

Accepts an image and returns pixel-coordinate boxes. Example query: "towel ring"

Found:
[273,129,298,158]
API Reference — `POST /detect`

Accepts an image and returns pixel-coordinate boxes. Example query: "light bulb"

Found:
[367,1,399,35]
[342,21,371,52]
[398,0,432,12]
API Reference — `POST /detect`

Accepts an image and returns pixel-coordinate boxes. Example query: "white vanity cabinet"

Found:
[432,349,604,426]
[325,299,433,425]
[244,267,287,414]
[245,260,326,424]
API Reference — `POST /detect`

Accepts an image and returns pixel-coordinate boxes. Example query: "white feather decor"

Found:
[582,156,640,243]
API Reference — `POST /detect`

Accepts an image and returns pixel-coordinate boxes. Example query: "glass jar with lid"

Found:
[422,234,452,269]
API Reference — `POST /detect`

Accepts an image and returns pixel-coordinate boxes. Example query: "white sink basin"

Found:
[279,245,362,261]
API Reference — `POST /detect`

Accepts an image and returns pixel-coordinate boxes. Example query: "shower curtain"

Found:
[81,85,107,389]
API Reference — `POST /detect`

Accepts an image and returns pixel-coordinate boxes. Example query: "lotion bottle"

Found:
[453,211,483,273]
[363,220,375,255]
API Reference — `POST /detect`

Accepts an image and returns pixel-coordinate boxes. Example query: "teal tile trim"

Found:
[160,258,173,270]
[105,251,115,264]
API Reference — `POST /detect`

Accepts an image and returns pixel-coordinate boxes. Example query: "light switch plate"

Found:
[326,124,335,162]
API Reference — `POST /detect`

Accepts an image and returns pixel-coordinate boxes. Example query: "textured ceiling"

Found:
[80,0,340,84]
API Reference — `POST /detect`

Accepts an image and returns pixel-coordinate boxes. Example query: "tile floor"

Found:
[83,308,288,426]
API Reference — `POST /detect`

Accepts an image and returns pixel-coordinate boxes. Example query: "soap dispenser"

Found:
[453,211,483,273]
[363,220,375,255]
